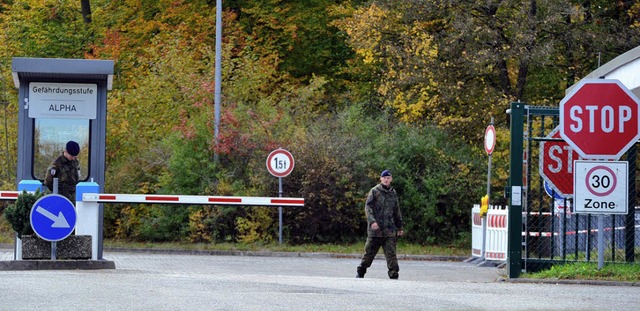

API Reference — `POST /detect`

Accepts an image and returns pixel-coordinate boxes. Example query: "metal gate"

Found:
[506,102,639,278]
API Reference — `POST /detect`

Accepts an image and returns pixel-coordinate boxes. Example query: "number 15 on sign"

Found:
[573,160,628,214]
[267,149,295,178]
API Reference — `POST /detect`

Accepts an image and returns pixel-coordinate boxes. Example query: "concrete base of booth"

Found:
[21,235,92,260]
[0,259,115,270]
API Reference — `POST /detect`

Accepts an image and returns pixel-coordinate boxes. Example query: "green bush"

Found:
[4,190,46,238]
[282,105,484,245]
[107,104,485,246]
[390,124,485,244]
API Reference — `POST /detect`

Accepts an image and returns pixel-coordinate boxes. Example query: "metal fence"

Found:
[510,104,639,275]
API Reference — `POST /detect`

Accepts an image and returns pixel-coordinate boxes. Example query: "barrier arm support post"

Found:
[76,181,101,260]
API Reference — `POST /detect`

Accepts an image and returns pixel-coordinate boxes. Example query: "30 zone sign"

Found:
[573,160,628,214]
[266,149,295,178]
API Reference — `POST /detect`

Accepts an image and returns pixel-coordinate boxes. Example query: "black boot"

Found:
[389,271,399,279]
[356,267,366,278]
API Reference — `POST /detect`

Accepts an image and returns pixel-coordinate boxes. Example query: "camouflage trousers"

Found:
[357,236,399,279]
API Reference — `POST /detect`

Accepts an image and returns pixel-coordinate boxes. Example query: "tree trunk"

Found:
[81,0,92,24]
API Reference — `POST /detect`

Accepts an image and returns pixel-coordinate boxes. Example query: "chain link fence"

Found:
[521,107,639,272]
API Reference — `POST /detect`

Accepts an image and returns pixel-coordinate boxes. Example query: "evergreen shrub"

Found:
[4,189,46,238]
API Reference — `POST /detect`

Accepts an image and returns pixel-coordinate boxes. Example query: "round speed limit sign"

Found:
[484,125,496,154]
[584,165,618,197]
[573,160,628,214]
[266,149,295,178]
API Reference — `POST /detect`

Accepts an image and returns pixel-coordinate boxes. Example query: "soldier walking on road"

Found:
[356,169,404,279]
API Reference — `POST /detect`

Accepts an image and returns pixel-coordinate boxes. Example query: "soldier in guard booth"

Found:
[44,140,81,204]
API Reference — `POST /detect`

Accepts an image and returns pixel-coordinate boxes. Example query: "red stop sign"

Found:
[539,127,580,197]
[560,79,640,160]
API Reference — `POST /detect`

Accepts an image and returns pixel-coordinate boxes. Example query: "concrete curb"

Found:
[103,246,467,262]
[504,277,640,287]
[0,259,115,271]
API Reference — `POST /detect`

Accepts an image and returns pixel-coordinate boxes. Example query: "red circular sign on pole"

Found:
[539,126,580,197]
[584,165,617,197]
[560,79,640,160]
[484,125,496,154]
[266,149,295,177]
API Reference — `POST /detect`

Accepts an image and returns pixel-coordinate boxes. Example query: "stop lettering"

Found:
[567,105,632,133]
[560,79,640,160]
[539,127,580,197]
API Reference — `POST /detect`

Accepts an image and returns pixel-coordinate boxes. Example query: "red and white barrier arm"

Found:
[81,193,305,207]
[2,191,305,207]
[0,191,19,200]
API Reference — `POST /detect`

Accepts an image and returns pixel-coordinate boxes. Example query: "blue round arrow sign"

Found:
[544,180,566,200]
[30,194,77,242]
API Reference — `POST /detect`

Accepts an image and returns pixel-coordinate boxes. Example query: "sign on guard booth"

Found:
[28,82,98,119]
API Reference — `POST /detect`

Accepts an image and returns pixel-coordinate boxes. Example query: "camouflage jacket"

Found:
[44,153,80,202]
[365,183,403,237]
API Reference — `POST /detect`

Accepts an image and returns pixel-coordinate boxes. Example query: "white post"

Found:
[75,181,101,260]
[75,200,100,260]
[15,235,22,260]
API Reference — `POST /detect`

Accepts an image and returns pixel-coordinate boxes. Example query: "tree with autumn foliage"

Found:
[333,0,640,141]
[1,0,640,246]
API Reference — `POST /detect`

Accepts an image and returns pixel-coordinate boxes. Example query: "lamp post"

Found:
[214,0,222,162]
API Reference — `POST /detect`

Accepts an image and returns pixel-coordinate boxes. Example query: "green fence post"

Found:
[508,102,525,278]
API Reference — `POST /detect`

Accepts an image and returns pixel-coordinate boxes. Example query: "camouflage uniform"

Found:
[357,183,403,279]
[44,153,80,204]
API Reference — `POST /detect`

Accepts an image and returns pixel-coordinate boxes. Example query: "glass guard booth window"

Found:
[33,118,89,181]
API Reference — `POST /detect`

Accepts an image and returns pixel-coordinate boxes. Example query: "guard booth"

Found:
[12,57,114,259]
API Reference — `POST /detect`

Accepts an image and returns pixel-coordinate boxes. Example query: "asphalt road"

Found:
[0,249,638,310]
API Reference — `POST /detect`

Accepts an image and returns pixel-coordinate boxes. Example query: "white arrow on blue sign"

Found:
[30,194,77,242]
